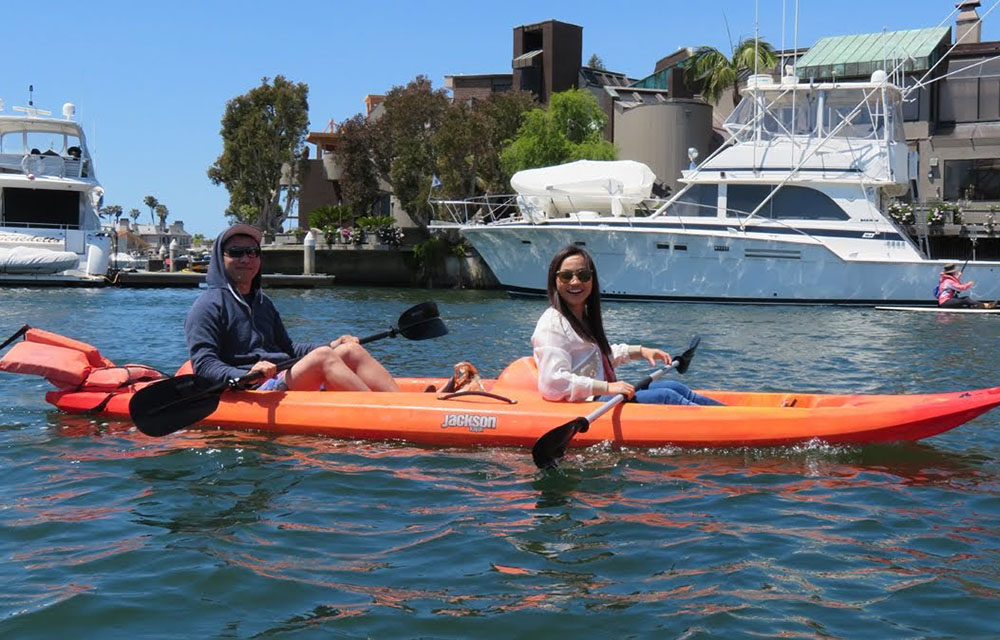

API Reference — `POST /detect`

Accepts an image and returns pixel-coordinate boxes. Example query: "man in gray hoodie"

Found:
[184,223,399,392]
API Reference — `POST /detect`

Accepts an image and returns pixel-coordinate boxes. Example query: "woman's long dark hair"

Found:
[546,245,612,358]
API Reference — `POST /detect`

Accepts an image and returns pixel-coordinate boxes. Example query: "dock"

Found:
[0,271,334,289]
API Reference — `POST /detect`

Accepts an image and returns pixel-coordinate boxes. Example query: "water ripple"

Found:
[2,289,1000,637]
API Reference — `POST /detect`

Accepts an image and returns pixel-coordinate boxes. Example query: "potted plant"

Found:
[927,202,962,226]
[886,202,915,225]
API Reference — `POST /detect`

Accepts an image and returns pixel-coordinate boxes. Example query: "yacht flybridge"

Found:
[441,71,1000,305]
[0,96,109,284]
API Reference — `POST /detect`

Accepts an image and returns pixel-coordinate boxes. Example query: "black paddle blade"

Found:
[400,316,448,341]
[129,374,222,437]
[531,417,590,469]
[673,335,701,374]
[399,301,440,328]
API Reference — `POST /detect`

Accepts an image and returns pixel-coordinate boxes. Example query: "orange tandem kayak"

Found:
[3,327,999,449]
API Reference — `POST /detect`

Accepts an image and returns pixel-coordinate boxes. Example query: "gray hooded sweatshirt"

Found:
[183,233,318,385]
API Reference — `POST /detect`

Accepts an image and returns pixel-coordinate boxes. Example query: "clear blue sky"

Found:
[5,0,993,240]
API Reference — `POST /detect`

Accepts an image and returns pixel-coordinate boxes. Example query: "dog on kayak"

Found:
[440,361,485,393]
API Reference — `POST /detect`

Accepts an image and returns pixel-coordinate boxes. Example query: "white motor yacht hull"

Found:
[463,223,1000,305]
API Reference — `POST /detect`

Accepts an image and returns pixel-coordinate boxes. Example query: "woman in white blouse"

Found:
[531,245,722,406]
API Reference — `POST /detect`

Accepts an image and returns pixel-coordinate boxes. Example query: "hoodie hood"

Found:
[206,225,262,297]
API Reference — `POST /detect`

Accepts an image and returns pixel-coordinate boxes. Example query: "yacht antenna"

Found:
[28,85,33,107]
[781,0,786,73]
[753,0,760,168]
[794,0,799,77]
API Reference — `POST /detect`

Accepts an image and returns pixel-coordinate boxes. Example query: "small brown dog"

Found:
[440,361,485,393]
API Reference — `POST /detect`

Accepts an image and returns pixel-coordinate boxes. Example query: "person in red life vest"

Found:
[936,263,996,308]
[531,245,723,405]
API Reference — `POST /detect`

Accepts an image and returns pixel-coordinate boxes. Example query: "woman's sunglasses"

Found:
[224,247,261,259]
[555,268,593,283]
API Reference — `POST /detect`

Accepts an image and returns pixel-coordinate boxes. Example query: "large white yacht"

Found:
[442,71,1000,305]
[0,95,109,284]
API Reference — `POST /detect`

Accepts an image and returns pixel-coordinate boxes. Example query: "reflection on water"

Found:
[2,288,1000,637]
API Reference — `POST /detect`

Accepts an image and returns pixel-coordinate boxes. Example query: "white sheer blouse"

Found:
[531,306,639,401]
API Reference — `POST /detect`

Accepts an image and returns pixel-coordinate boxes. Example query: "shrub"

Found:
[308,204,352,229]
[413,237,451,270]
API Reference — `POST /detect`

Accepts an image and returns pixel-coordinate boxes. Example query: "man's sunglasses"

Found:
[224,247,261,259]
[555,268,593,283]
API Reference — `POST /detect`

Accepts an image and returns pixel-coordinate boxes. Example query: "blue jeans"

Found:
[258,371,288,391]
[597,380,723,406]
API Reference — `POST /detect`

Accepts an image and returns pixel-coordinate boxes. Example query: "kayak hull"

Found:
[6,328,998,449]
[46,373,1000,449]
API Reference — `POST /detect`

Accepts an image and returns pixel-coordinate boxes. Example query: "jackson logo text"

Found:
[440,413,498,432]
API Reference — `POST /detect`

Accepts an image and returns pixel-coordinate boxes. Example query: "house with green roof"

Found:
[785,2,1000,214]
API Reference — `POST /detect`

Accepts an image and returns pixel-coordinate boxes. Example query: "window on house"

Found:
[939,57,1000,123]
[944,158,1000,201]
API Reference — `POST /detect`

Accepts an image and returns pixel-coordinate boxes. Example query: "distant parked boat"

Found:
[0,96,109,284]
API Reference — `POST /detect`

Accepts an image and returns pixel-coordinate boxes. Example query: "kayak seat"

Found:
[494,356,539,392]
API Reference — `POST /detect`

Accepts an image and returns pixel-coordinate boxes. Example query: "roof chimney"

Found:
[956,0,982,44]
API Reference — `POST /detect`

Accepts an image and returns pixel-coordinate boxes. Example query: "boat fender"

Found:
[82,365,167,391]
[0,340,93,389]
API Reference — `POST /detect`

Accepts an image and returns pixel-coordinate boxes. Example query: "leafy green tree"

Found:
[433,100,482,200]
[128,208,141,224]
[336,114,382,217]
[686,38,778,106]
[500,89,616,175]
[371,76,449,226]
[432,90,536,199]
[208,75,309,234]
[143,195,158,225]
[472,91,536,193]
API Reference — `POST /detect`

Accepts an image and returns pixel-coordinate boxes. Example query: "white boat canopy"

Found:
[511,159,656,220]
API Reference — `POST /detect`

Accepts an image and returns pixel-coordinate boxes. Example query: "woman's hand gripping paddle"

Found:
[129,301,447,437]
[531,336,701,469]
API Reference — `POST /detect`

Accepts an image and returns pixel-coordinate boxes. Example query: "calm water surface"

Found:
[1,287,999,639]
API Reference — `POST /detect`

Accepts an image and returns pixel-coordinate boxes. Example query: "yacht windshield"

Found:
[0,129,82,155]
[724,87,904,143]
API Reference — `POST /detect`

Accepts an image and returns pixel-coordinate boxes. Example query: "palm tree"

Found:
[128,208,141,224]
[154,203,169,231]
[686,37,778,107]
[151,203,168,252]
[99,205,123,265]
[143,195,159,225]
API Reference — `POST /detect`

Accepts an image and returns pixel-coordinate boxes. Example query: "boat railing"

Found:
[433,193,687,225]
[431,194,522,225]
[0,220,82,232]
[0,153,85,179]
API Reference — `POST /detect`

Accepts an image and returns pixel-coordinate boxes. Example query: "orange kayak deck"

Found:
[45,357,1000,449]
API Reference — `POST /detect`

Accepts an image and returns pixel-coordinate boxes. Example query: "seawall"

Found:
[261,245,500,289]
